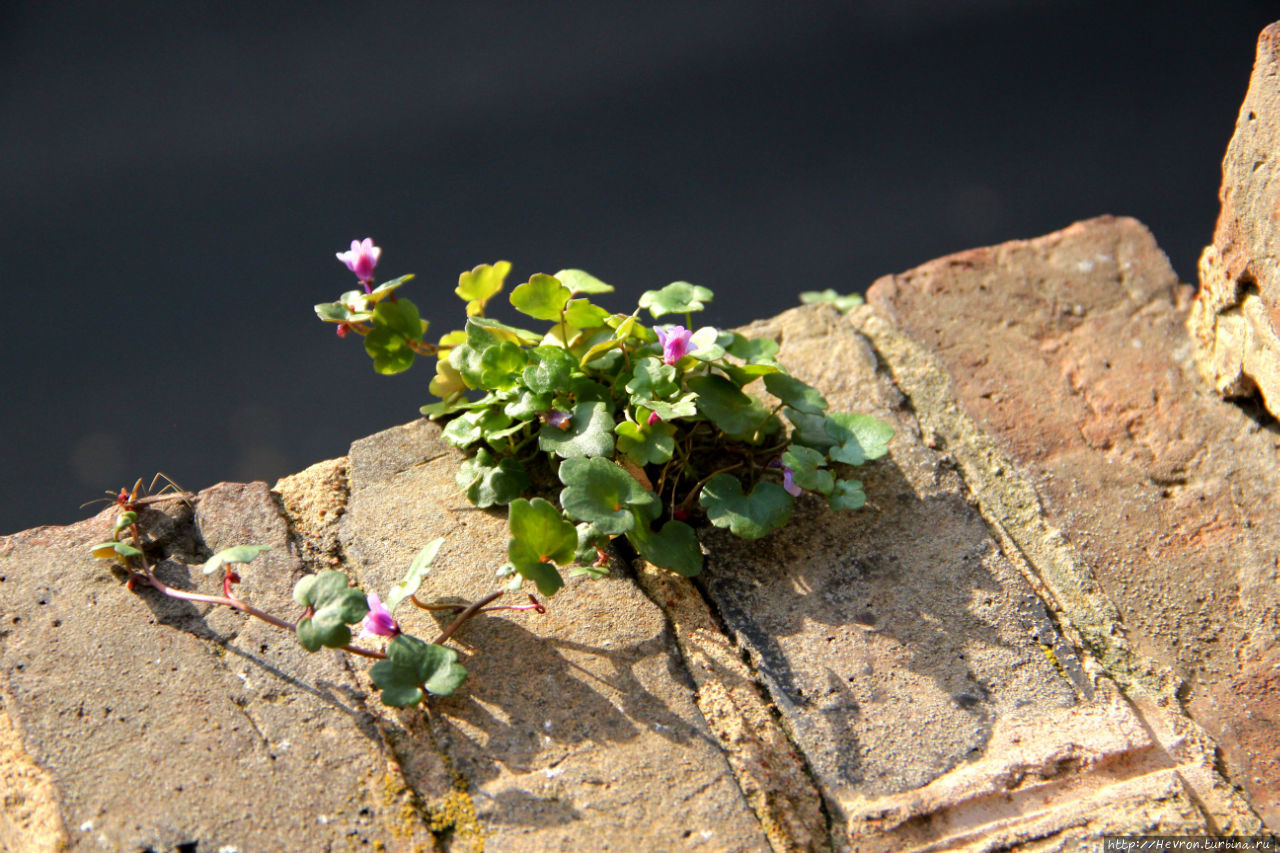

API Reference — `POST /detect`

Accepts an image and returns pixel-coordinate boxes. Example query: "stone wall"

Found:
[4,23,1280,853]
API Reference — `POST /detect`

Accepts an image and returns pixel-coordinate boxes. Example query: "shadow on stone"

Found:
[698,455,1074,797]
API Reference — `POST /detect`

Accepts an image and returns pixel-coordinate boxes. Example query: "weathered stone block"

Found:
[863,215,1278,829]
[1190,21,1280,415]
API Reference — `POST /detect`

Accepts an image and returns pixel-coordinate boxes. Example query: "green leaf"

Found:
[442,412,483,448]
[558,457,659,535]
[615,420,676,466]
[507,497,577,596]
[687,374,771,438]
[522,346,577,394]
[555,269,615,294]
[374,298,422,339]
[781,445,835,494]
[628,520,703,576]
[114,510,138,534]
[503,389,552,420]
[576,327,624,370]
[574,521,608,566]
[428,359,469,400]
[624,357,678,398]
[292,574,318,606]
[89,541,143,559]
[645,393,698,421]
[456,448,529,507]
[538,400,616,459]
[364,299,425,375]
[479,341,528,391]
[825,412,894,465]
[568,376,613,404]
[638,282,714,318]
[456,261,512,316]
[507,548,565,597]
[295,570,370,652]
[509,498,578,565]
[338,289,375,320]
[385,538,444,615]
[827,478,867,511]
[699,474,794,540]
[368,274,414,302]
[467,315,543,346]
[784,407,837,453]
[314,301,352,323]
[511,273,572,321]
[442,407,513,449]
[421,397,468,418]
[563,298,611,330]
[764,374,829,415]
[800,289,864,313]
[686,326,725,362]
[370,634,468,705]
[719,362,783,386]
[725,334,780,363]
[437,329,469,349]
[201,544,272,575]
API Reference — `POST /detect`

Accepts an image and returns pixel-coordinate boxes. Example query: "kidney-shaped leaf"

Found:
[369,634,468,706]
[638,281,713,318]
[555,268,615,294]
[538,401,615,459]
[511,273,571,321]
[294,570,370,652]
[825,412,894,465]
[764,373,828,415]
[699,474,793,540]
[628,520,703,577]
[559,457,658,535]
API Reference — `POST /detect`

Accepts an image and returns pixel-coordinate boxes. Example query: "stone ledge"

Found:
[859,214,1273,830]
[3,218,1276,850]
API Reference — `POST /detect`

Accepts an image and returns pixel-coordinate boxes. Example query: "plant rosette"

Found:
[317,242,894,593]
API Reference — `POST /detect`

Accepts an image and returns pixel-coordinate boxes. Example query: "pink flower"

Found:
[656,325,694,365]
[336,238,381,282]
[647,411,661,427]
[360,592,400,638]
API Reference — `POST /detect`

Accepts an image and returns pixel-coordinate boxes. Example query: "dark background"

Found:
[2,1,1274,533]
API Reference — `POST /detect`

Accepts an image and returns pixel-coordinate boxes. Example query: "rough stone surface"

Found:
[633,561,830,853]
[1190,22,1280,414]
[844,692,1215,851]
[0,485,439,852]
[4,215,1278,848]
[691,304,1244,849]
[863,215,1278,828]
[702,306,1081,808]
[338,419,771,853]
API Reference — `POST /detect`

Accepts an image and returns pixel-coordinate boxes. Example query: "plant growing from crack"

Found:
[90,481,543,705]
[318,239,894,595]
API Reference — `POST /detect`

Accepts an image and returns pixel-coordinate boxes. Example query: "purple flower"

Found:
[545,410,571,430]
[336,238,381,282]
[770,458,803,497]
[360,592,400,638]
[782,466,802,497]
[656,325,695,365]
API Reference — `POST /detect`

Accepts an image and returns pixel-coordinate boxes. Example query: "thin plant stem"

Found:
[434,591,503,645]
